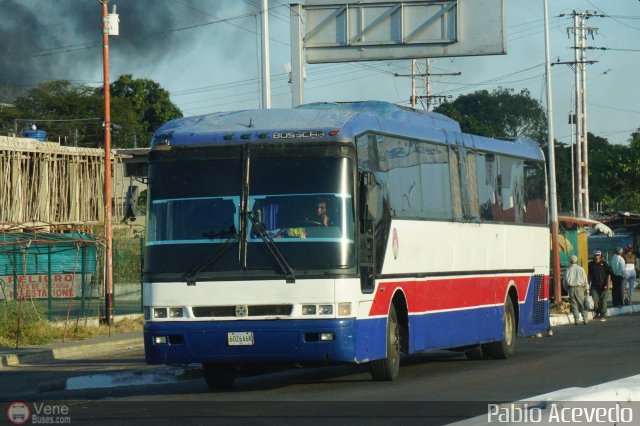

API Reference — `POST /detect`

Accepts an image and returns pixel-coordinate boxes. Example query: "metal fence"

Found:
[0,228,144,322]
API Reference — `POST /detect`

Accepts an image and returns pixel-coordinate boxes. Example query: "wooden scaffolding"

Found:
[0,136,125,227]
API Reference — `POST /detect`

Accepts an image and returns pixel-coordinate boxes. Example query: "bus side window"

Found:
[464,152,480,220]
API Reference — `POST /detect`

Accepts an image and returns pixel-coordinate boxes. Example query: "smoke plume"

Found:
[0,0,246,99]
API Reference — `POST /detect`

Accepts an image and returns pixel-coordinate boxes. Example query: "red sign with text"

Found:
[0,274,98,299]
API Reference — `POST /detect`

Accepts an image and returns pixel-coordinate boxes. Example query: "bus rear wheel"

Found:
[202,362,237,390]
[369,304,401,381]
[484,297,516,359]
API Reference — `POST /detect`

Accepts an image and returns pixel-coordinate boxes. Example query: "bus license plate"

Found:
[227,332,254,346]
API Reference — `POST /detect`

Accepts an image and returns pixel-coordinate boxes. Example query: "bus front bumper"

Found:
[144,318,358,365]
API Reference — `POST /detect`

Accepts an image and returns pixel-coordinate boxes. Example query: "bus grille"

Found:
[532,274,547,325]
[192,304,293,318]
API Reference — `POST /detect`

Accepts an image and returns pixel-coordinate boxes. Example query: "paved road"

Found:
[3,313,640,425]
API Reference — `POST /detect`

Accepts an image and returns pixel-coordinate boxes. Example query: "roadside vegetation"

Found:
[0,300,143,348]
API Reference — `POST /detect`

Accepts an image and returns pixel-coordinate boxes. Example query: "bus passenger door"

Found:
[359,171,376,293]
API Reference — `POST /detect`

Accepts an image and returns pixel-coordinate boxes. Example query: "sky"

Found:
[0,0,639,147]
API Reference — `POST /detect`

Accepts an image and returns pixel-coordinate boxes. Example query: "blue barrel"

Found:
[23,129,47,141]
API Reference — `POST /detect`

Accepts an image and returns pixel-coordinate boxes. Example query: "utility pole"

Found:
[554,10,601,218]
[580,16,591,217]
[569,112,576,216]
[425,59,431,110]
[289,2,303,107]
[396,59,460,109]
[261,0,271,109]
[573,12,584,219]
[101,0,118,328]
[544,0,562,310]
[423,59,460,110]
[410,59,417,107]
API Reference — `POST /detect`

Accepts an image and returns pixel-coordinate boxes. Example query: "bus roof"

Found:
[152,101,543,161]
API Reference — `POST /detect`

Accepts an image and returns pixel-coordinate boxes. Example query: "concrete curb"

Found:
[448,375,640,425]
[0,335,143,369]
[63,365,201,391]
[34,365,201,393]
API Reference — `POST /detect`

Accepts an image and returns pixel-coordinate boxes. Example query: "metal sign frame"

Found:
[302,0,505,63]
[288,0,506,106]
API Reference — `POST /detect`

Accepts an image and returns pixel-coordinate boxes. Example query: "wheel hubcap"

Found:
[505,308,513,345]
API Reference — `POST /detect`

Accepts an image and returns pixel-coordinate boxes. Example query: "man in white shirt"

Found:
[610,247,627,308]
[563,255,590,325]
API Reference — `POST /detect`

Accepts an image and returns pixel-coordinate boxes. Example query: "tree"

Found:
[1,76,183,148]
[109,74,182,135]
[434,88,547,145]
[629,128,640,151]
[555,132,640,213]
[11,80,102,146]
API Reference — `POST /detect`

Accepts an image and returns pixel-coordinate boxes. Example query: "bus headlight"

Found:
[338,302,352,316]
[302,305,317,315]
[153,308,168,318]
[318,305,333,315]
[168,308,184,318]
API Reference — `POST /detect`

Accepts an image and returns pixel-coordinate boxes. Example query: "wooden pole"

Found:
[101,0,114,327]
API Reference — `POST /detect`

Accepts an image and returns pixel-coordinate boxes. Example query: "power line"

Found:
[0,9,262,63]
[170,0,290,45]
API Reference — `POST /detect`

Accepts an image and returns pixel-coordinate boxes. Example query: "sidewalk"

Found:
[0,330,143,369]
[550,284,640,327]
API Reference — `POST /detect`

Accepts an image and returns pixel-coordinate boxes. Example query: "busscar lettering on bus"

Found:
[143,101,549,390]
[273,131,324,139]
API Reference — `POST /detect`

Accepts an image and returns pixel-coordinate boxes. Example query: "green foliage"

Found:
[0,300,143,347]
[137,189,147,213]
[0,75,182,148]
[110,74,182,133]
[11,80,102,146]
[630,129,640,151]
[0,300,52,347]
[553,132,640,212]
[113,235,143,285]
[434,87,547,144]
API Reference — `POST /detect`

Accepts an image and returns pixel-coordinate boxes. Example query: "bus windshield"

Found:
[145,153,356,279]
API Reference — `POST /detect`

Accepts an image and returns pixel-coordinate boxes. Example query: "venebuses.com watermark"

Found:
[487,402,634,424]
[7,402,71,425]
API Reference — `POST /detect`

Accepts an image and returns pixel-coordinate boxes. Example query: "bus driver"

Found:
[314,200,331,227]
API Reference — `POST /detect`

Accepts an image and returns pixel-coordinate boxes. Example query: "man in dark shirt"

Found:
[588,249,612,321]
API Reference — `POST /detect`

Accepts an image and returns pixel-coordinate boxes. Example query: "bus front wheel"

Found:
[369,304,401,381]
[485,297,516,359]
[202,362,237,390]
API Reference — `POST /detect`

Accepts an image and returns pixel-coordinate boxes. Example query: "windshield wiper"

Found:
[182,232,238,285]
[247,211,296,283]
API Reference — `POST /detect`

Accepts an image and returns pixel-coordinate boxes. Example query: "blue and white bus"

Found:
[143,101,549,389]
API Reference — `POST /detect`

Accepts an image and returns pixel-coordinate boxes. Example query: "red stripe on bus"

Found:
[368,275,535,317]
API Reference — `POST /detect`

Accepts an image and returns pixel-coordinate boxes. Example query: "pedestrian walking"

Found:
[624,244,637,303]
[610,247,627,308]
[563,255,590,325]
[588,249,612,321]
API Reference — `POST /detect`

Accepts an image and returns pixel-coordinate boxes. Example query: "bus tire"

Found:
[202,362,236,390]
[485,297,516,359]
[369,304,401,381]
